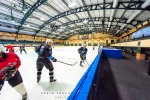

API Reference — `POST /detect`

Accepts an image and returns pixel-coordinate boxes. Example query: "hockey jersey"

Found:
[78,47,88,55]
[20,46,25,50]
[35,44,53,59]
[0,53,21,81]
[6,45,14,52]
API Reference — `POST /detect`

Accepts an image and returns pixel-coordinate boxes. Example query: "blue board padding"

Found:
[102,48,122,59]
[67,57,96,100]
[74,52,101,100]
[67,50,102,100]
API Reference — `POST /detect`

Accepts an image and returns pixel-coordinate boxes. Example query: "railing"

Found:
[67,47,103,100]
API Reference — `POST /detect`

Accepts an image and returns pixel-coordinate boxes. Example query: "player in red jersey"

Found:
[6,43,15,52]
[0,44,27,100]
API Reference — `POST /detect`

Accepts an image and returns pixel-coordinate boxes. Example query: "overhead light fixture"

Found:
[126,10,141,23]
[116,30,120,33]
[141,0,150,8]
[68,3,76,8]
[83,20,88,23]
[120,24,127,29]
[108,22,111,27]
[26,24,30,27]
[40,18,45,20]
[22,10,27,14]
[110,9,115,21]
[60,26,64,28]
[112,0,118,8]
[10,20,15,23]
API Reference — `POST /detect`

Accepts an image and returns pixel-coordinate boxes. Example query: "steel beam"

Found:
[81,0,96,29]
[16,0,48,34]
[35,1,146,35]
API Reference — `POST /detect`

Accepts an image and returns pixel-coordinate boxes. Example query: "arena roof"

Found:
[0,0,150,39]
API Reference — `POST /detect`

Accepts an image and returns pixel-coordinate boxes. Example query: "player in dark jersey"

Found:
[6,43,15,53]
[0,44,27,100]
[78,44,88,67]
[19,44,27,54]
[35,39,57,83]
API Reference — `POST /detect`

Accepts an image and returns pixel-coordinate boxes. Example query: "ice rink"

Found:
[0,46,98,100]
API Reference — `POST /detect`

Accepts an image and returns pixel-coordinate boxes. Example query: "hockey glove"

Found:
[82,54,86,60]
[82,56,85,59]
[2,67,17,81]
[78,51,81,53]
[52,57,57,62]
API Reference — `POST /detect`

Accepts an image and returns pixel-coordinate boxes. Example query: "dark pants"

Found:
[36,58,54,80]
[0,71,23,91]
[80,54,86,65]
[20,49,27,54]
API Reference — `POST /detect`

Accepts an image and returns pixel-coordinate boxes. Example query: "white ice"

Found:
[0,46,98,100]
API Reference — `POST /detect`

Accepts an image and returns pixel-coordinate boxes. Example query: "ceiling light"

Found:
[22,10,27,14]
[60,26,64,28]
[10,20,15,23]
[40,18,45,20]
[120,24,127,29]
[117,30,120,33]
[126,10,141,23]
[141,0,150,8]
[113,0,118,8]
[26,24,30,27]
[83,20,88,23]
[68,3,76,8]
[108,22,111,27]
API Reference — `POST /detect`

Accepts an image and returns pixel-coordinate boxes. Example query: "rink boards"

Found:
[68,47,122,100]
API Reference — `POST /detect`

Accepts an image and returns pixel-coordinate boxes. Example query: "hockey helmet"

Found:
[83,44,86,46]
[0,44,4,52]
[46,39,53,44]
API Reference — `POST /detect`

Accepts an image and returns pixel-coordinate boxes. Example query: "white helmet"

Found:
[46,39,53,44]
[83,44,86,46]
[0,44,4,52]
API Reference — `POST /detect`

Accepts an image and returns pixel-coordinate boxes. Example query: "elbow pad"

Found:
[48,56,53,60]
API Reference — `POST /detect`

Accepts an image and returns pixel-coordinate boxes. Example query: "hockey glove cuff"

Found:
[78,51,81,53]
[52,57,57,62]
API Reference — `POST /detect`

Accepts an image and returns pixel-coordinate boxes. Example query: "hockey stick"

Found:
[57,61,78,66]
[85,60,90,66]
[0,78,6,94]
[0,83,4,93]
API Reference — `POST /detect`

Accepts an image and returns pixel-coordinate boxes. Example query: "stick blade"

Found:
[72,61,78,66]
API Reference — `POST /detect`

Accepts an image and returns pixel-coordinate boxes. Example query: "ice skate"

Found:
[50,79,57,84]
[80,61,83,67]
[22,93,27,100]
[37,76,41,83]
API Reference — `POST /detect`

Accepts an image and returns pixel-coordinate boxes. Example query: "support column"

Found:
[136,47,146,60]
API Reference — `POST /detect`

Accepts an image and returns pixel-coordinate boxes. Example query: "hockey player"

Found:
[6,43,14,53]
[20,44,27,54]
[0,44,27,100]
[93,46,95,50]
[35,39,57,83]
[78,44,88,66]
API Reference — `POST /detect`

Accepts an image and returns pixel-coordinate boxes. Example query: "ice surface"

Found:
[0,46,98,100]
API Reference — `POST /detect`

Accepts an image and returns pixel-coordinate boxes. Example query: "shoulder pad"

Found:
[7,52,16,56]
